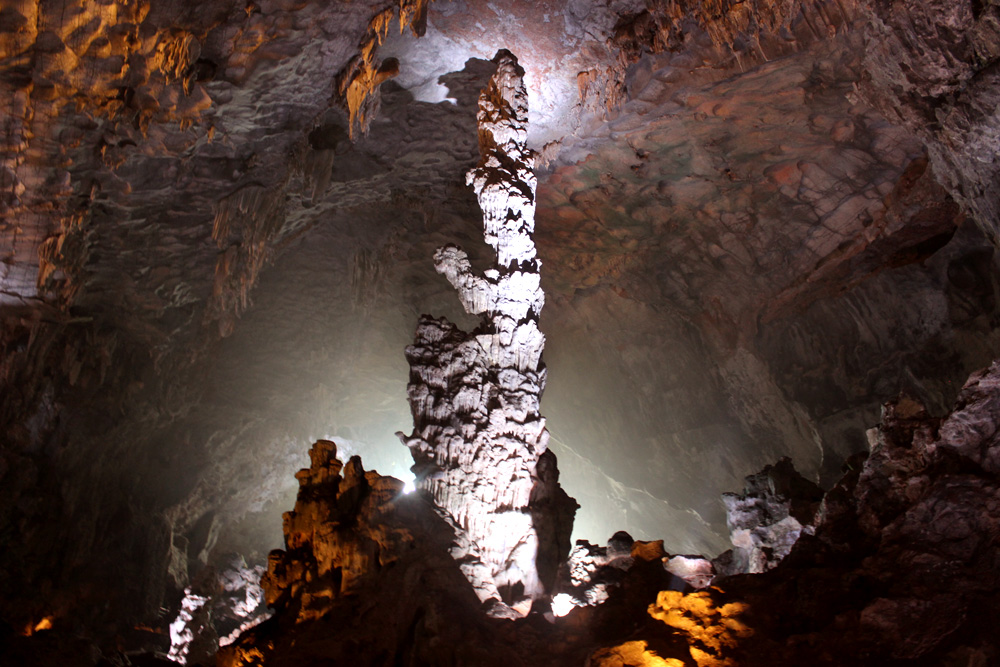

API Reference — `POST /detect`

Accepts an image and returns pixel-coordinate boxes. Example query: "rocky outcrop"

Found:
[217,440,657,667]
[400,50,576,615]
[714,457,824,576]
[700,363,1000,663]
[218,440,522,666]
[260,440,418,622]
[164,556,269,665]
[17,361,1000,665]
[586,362,1000,665]
[554,531,643,612]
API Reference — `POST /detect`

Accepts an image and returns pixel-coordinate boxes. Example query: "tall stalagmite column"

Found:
[400,50,575,618]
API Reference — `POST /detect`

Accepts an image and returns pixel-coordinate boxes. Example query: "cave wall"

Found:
[2,0,999,647]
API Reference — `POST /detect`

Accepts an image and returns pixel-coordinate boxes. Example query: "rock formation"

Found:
[12,362,1000,664]
[219,439,530,666]
[165,556,269,665]
[554,531,644,612]
[260,440,417,622]
[3,0,1000,661]
[713,457,824,576]
[591,361,1000,666]
[215,361,1000,664]
[399,50,576,615]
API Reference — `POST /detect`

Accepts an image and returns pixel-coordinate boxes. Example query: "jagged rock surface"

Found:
[259,440,417,621]
[218,440,525,666]
[164,555,270,664]
[2,0,1000,654]
[217,441,685,666]
[713,457,824,576]
[400,50,576,614]
[13,362,1000,665]
[556,531,644,610]
[859,0,1000,241]
[587,361,1000,665]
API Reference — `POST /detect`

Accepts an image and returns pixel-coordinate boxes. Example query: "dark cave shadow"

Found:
[438,57,498,109]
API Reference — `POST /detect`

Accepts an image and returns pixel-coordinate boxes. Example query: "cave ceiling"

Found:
[3,0,1000,640]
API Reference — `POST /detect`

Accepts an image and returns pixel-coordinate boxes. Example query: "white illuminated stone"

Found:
[550,593,577,618]
[401,50,574,618]
[167,589,209,665]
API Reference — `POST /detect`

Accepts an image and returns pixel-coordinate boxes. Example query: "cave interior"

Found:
[3,0,1000,665]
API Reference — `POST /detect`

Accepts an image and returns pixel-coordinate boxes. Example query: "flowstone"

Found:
[399,50,575,616]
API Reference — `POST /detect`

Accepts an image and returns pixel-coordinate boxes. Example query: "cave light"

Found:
[377,20,573,146]
[168,589,209,665]
[550,592,577,617]
[20,616,54,636]
[319,434,416,494]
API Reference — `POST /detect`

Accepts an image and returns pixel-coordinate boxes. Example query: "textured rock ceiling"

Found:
[2,0,1000,644]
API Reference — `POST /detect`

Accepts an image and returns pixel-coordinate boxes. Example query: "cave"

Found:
[3,0,1000,665]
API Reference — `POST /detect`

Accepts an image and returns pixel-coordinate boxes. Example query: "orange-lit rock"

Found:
[261,440,416,620]
[648,590,753,667]
[590,639,685,667]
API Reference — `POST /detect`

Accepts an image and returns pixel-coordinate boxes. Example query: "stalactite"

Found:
[208,184,287,335]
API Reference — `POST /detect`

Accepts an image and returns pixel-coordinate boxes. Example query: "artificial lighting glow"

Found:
[168,589,209,665]
[591,640,684,667]
[550,593,576,617]
[376,17,575,147]
[647,590,753,667]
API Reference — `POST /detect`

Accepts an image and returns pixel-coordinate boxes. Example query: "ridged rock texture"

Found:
[218,362,1000,663]
[713,457,824,576]
[260,440,424,621]
[589,361,1000,666]
[218,439,540,666]
[400,50,576,615]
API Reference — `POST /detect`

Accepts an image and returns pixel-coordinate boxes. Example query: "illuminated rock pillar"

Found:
[400,50,574,617]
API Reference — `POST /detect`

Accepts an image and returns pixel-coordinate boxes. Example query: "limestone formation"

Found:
[713,457,824,576]
[3,0,1000,659]
[260,440,418,622]
[662,555,715,590]
[165,558,269,665]
[400,50,576,616]
[553,532,715,617]
[221,440,567,667]
[554,531,639,612]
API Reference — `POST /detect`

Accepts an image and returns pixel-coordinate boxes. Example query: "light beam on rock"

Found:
[399,49,576,618]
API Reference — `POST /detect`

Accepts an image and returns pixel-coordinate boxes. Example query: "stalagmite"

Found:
[399,49,575,617]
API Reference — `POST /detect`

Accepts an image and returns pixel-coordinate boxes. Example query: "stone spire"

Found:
[400,50,575,618]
